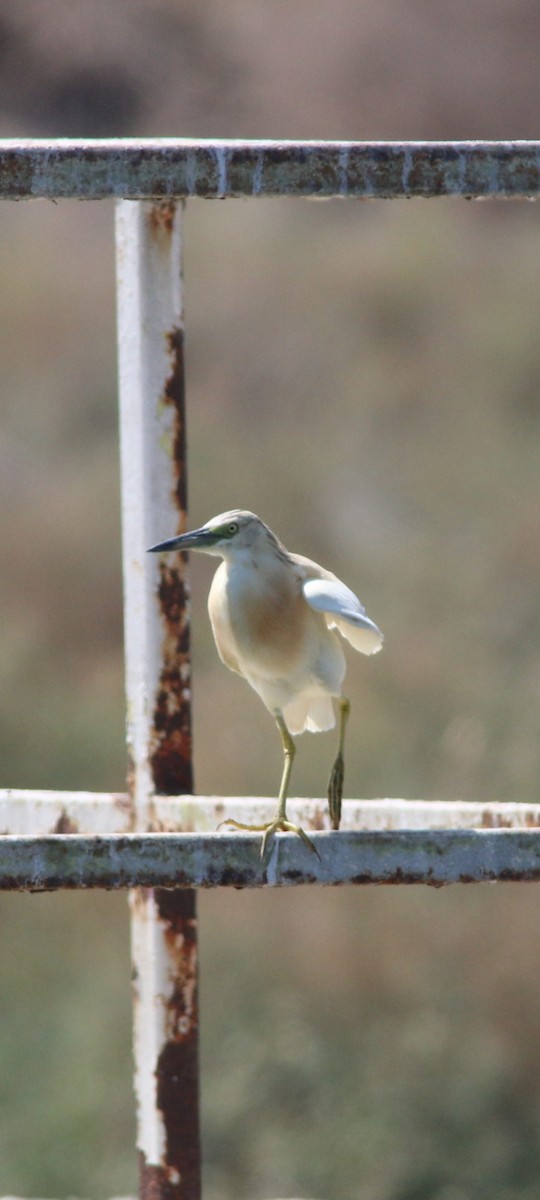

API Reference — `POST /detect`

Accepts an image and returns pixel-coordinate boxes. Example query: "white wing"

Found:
[302,578,384,656]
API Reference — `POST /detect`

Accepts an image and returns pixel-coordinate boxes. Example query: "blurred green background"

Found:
[2,3,540,1199]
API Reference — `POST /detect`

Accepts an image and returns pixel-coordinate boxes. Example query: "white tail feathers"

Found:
[283,693,336,735]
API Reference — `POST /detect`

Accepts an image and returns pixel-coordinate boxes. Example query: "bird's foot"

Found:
[327,751,344,830]
[218,816,320,861]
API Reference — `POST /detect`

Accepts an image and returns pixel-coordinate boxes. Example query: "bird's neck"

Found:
[220,550,295,612]
[223,544,290,579]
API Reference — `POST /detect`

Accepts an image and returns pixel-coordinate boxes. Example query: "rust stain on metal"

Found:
[127,747,137,798]
[139,1157,174,1200]
[497,867,540,883]
[310,804,326,831]
[349,867,444,888]
[481,808,512,829]
[0,150,35,197]
[155,1041,201,1198]
[150,564,192,796]
[150,322,192,797]
[155,888,201,1200]
[130,885,154,916]
[456,869,540,885]
[156,888,199,1041]
[53,808,79,834]
[163,326,188,513]
[479,808,540,830]
[139,1152,198,1200]
[148,199,177,235]
[114,791,134,818]
[209,864,258,888]
[281,868,319,885]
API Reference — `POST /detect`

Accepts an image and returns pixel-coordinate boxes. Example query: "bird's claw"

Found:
[218,816,320,861]
[327,750,344,830]
[261,818,321,861]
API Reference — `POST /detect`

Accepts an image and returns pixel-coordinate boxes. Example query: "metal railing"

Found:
[2,138,540,1200]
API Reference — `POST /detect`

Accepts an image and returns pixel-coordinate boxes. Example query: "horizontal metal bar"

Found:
[0,790,133,834]
[2,829,540,890]
[159,796,540,834]
[2,791,540,834]
[0,139,540,199]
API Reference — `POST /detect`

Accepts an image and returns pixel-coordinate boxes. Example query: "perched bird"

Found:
[148,510,383,856]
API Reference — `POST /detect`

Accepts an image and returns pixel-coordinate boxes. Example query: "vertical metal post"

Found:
[116,199,201,1200]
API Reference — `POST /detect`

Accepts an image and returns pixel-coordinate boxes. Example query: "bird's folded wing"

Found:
[302,578,384,656]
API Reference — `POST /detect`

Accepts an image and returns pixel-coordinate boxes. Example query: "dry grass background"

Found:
[1,3,540,1198]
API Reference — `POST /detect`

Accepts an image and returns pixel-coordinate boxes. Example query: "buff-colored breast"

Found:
[208,557,311,679]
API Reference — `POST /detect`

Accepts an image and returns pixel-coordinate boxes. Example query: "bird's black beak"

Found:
[147,527,219,553]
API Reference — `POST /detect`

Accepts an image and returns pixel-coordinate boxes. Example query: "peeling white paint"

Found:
[116,199,192,1172]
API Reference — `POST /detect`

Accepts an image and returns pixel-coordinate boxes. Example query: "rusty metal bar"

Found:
[1,138,540,199]
[3,792,540,835]
[116,199,200,1200]
[0,789,134,834]
[2,829,540,889]
[151,796,540,835]
[3,134,540,1200]
[2,791,540,835]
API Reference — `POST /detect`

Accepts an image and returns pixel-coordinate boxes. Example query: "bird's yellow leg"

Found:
[219,712,320,859]
[327,696,350,830]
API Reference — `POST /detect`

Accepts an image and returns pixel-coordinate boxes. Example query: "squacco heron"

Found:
[149,511,383,856]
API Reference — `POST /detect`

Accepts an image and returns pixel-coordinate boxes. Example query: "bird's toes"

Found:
[218,815,320,860]
[260,820,280,859]
[281,820,321,860]
[259,818,320,860]
[218,817,268,833]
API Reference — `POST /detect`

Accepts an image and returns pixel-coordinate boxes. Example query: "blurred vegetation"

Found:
[2,3,540,1199]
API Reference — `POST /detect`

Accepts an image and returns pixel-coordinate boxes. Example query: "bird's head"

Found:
[148,510,278,558]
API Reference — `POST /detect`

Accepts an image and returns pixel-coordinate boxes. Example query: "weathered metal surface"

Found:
[152,795,540,834]
[116,199,192,826]
[2,829,540,889]
[1,139,540,199]
[0,789,133,834]
[153,889,199,1197]
[130,887,200,1200]
[150,321,192,799]
[2,791,540,835]
[116,199,200,1200]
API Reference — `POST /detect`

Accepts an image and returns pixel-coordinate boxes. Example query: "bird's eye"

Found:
[227,523,239,535]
